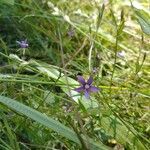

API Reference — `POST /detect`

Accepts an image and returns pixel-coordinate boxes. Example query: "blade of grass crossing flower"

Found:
[0,96,111,150]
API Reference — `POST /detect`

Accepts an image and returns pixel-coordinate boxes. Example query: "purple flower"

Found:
[74,76,99,99]
[93,67,98,74]
[16,39,28,48]
[67,28,75,38]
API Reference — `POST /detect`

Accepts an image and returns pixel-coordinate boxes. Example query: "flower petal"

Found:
[89,86,99,92]
[74,86,84,92]
[84,90,90,99]
[87,76,93,85]
[77,76,86,85]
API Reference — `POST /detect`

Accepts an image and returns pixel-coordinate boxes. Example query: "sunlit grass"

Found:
[0,0,149,149]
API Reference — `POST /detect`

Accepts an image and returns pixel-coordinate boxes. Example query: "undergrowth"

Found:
[0,0,150,150]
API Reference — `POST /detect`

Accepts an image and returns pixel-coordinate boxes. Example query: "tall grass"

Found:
[0,0,149,149]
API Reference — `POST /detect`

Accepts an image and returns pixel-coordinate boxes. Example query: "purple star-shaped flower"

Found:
[16,39,28,48]
[67,29,75,38]
[74,76,99,99]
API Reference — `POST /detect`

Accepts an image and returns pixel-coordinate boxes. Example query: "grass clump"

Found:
[0,0,149,150]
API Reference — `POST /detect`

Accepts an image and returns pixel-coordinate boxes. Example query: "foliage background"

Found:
[0,0,149,150]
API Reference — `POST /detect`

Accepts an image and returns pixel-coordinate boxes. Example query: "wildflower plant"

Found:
[0,1,149,150]
[67,28,75,38]
[16,39,28,56]
[16,39,28,48]
[74,76,99,99]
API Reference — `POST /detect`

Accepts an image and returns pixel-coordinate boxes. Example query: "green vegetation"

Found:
[0,0,149,149]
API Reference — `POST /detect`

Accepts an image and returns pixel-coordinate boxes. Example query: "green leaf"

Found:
[0,0,14,5]
[0,95,110,150]
[134,9,150,35]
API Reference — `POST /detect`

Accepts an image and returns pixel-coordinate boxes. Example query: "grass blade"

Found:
[134,8,150,35]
